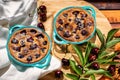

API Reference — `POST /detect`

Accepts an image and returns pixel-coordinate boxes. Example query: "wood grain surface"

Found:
[37,0,112,80]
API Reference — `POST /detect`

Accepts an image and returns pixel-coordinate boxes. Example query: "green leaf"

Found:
[96,28,105,48]
[66,73,79,80]
[80,78,89,80]
[72,44,84,65]
[96,59,111,64]
[106,52,118,60]
[104,72,113,80]
[90,74,96,80]
[106,38,120,48]
[85,42,92,64]
[98,51,109,59]
[103,61,120,65]
[84,69,108,76]
[70,60,82,75]
[106,29,119,42]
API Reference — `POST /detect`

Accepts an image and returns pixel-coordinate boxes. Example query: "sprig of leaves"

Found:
[66,28,120,80]
[72,45,85,65]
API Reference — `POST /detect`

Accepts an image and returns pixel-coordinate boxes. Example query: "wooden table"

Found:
[37,0,116,80]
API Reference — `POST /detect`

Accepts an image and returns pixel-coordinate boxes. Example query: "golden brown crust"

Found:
[8,28,49,63]
[56,8,94,42]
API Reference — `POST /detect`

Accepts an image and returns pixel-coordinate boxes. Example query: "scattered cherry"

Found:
[107,65,116,76]
[39,5,46,13]
[62,58,70,66]
[88,54,97,62]
[91,62,100,70]
[37,22,45,31]
[91,47,99,55]
[55,70,63,78]
[39,13,47,22]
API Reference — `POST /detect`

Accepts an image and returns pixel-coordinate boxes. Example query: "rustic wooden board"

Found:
[37,0,112,80]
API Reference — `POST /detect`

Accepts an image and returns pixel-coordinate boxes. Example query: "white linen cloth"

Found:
[0,0,61,80]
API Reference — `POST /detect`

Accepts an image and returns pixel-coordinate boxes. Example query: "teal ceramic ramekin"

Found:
[6,25,52,71]
[53,6,96,44]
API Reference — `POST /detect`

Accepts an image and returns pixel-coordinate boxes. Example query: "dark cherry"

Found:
[37,22,45,31]
[75,35,80,39]
[58,26,63,31]
[13,47,21,52]
[58,19,63,25]
[36,34,44,38]
[30,29,37,34]
[20,30,26,35]
[63,13,68,17]
[11,38,18,44]
[68,19,72,22]
[43,41,47,45]
[77,22,84,30]
[35,54,40,58]
[72,28,77,33]
[41,47,46,53]
[74,18,81,23]
[91,47,99,55]
[63,31,71,38]
[23,48,28,54]
[27,37,34,42]
[62,58,70,66]
[27,56,32,62]
[39,13,47,22]
[86,22,93,27]
[91,62,100,70]
[81,14,87,19]
[20,40,25,47]
[118,67,120,74]
[29,44,38,50]
[64,23,69,28]
[55,70,63,78]
[81,30,88,36]
[18,53,24,58]
[72,11,79,17]
[107,65,116,76]
[88,54,97,62]
[39,5,47,13]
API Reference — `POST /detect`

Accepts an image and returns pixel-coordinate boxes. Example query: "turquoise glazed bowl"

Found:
[53,6,96,44]
[6,25,52,71]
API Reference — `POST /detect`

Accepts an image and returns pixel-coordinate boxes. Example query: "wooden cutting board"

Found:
[37,0,112,80]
